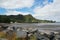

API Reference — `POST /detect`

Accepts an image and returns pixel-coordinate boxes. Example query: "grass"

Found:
[0,32,6,38]
[29,34,37,40]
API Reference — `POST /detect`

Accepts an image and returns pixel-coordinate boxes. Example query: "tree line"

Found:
[0,14,56,23]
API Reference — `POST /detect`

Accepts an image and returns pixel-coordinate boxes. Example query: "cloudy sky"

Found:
[0,0,60,22]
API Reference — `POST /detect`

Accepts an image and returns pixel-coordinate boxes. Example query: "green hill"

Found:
[0,14,56,23]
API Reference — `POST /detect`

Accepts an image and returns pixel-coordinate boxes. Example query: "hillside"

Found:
[0,14,56,23]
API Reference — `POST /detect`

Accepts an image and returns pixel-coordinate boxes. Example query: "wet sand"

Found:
[8,23,60,32]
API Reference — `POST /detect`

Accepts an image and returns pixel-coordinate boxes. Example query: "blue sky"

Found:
[0,0,60,22]
[0,0,53,14]
[0,7,7,15]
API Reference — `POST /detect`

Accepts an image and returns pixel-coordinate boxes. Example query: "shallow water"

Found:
[8,23,60,32]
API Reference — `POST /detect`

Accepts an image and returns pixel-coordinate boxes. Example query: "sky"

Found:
[0,0,60,22]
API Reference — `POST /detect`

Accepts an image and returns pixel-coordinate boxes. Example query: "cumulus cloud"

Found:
[5,11,30,15]
[0,0,34,9]
[0,0,60,22]
[33,0,60,22]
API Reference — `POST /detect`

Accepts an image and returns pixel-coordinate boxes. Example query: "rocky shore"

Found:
[0,23,60,40]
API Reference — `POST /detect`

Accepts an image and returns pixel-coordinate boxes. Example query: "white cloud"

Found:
[33,0,60,22]
[6,11,30,15]
[0,0,34,9]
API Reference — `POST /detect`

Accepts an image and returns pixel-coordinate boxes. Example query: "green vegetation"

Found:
[0,14,56,23]
[29,34,37,40]
[16,38,21,40]
[0,32,6,38]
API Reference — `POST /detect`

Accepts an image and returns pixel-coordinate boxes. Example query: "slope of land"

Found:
[0,14,56,23]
